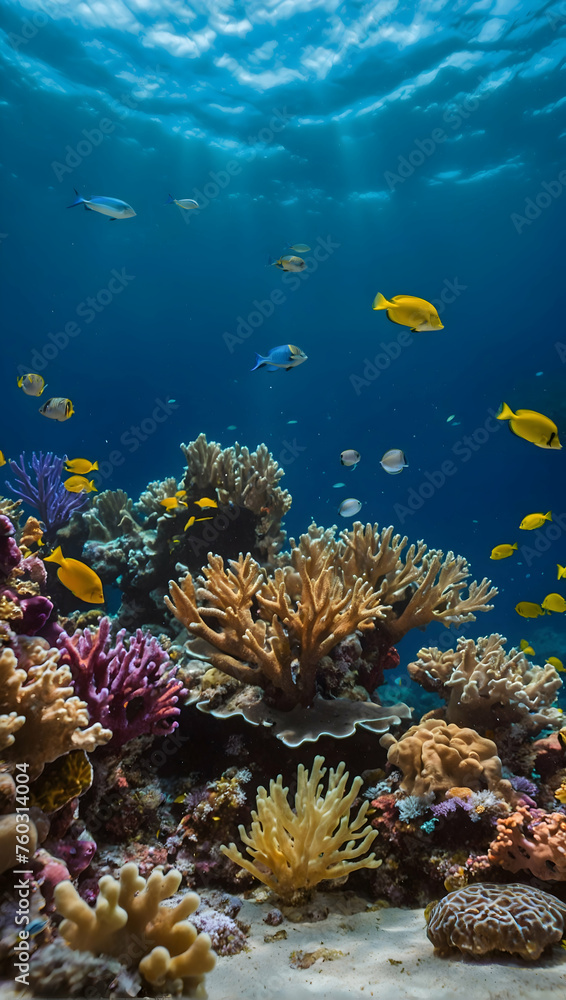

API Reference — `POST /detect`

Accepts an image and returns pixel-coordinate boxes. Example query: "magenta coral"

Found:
[488,803,566,879]
[58,617,186,749]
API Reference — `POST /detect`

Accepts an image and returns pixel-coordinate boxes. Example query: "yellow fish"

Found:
[270,255,305,272]
[39,397,74,421]
[496,403,561,449]
[0,451,5,468]
[184,516,214,530]
[558,565,566,580]
[44,546,104,604]
[65,458,99,474]
[519,512,552,530]
[160,497,188,511]
[555,784,566,804]
[490,543,517,560]
[17,373,46,397]
[194,497,218,509]
[520,640,535,656]
[515,601,545,618]
[64,476,97,493]
[175,490,187,498]
[548,656,565,672]
[542,593,566,613]
[372,293,444,332]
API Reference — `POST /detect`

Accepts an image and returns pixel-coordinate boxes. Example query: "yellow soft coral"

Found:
[54,863,216,998]
[221,755,381,901]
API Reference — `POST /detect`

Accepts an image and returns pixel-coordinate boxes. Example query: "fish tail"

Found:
[545,511,552,521]
[67,188,84,209]
[166,194,175,204]
[91,461,99,471]
[511,543,518,550]
[372,292,391,311]
[266,256,274,267]
[558,565,566,579]
[90,481,97,491]
[250,354,265,372]
[496,401,515,421]
[44,545,63,566]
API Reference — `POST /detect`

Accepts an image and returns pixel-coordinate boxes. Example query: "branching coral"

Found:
[7,453,89,540]
[54,862,216,998]
[381,719,514,802]
[488,803,566,879]
[408,633,562,734]
[0,636,111,778]
[426,882,566,959]
[58,617,186,749]
[220,755,381,901]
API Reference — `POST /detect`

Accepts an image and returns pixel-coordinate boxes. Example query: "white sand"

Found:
[209,893,566,1000]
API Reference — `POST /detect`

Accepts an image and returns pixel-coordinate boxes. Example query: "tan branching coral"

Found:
[408,634,562,734]
[221,755,381,901]
[488,803,566,879]
[54,862,216,998]
[166,547,386,709]
[381,719,514,801]
[427,883,566,959]
[0,496,22,525]
[85,490,141,541]
[0,638,111,778]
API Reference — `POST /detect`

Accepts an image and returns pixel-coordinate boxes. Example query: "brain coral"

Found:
[426,882,566,960]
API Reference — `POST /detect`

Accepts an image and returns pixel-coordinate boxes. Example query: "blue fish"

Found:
[251,344,307,372]
[67,190,136,220]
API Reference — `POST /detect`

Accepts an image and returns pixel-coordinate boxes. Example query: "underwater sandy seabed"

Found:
[207,893,565,1000]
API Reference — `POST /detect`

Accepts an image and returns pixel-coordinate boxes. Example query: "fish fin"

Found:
[92,461,99,471]
[265,364,280,372]
[166,194,175,204]
[44,546,63,566]
[84,203,92,211]
[496,401,515,421]
[67,190,84,209]
[250,354,265,372]
[372,292,391,311]
[108,217,117,221]
[385,312,407,327]
[512,543,518,550]
[545,512,552,520]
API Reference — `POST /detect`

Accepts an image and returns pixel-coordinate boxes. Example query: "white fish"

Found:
[167,194,199,210]
[333,482,346,488]
[339,498,362,518]
[380,449,408,475]
[39,397,74,421]
[67,190,136,220]
[340,449,360,467]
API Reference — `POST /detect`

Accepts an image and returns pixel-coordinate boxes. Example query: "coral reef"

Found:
[221,756,381,902]
[54,862,216,997]
[408,633,563,734]
[380,719,514,802]
[488,802,566,879]
[0,636,111,778]
[7,454,89,541]
[58,617,186,749]
[426,882,566,959]
[0,513,53,638]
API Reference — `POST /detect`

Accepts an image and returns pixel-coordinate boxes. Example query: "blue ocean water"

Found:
[1,0,565,675]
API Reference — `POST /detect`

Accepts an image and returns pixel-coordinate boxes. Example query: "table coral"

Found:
[58,616,186,749]
[408,633,562,734]
[220,755,381,902]
[488,802,566,879]
[54,862,216,998]
[426,882,566,959]
[380,719,514,802]
[0,636,111,778]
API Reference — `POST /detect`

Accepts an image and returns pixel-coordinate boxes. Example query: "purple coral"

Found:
[0,514,22,579]
[6,453,89,540]
[58,617,186,749]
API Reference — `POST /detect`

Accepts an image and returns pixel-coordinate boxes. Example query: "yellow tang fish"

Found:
[270,255,305,272]
[496,403,561,449]
[548,656,565,672]
[184,516,214,530]
[65,458,99,475]
[64,476,97,493]
[520,640,535,656]
[515,601,545,618]
[0,451,5,468]
[519,512,552,530]
[490,543,517,560]
[558,565,566,580]
[44,546,104,604]
[160,497,187,511]
[39,397,74,421]
[17,373,46,397]
[542,593,566,613]
[194,497,218,509]
[372,292,444,332]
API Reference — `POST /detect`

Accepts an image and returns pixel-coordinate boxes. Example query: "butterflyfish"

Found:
[65,458,99,474]
[496,403,561,449]
[167,194,199,210]
[372,293,444,332]
[67,190,136,220]
[269,255,305,272]
[44,546,104,604]
[515,601,545,618]
[39,398,74,421]
[17,373,46,396]
[381,449,408,475]
[64,476,97,493]
[251,345,307,372]
[339,498,362,518]
[490,543,517,560]
[519,512,552,530]
[340,450,360,468]
[542,593,566,613]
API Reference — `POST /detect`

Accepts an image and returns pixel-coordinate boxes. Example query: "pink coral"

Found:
[488,803,566,879]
